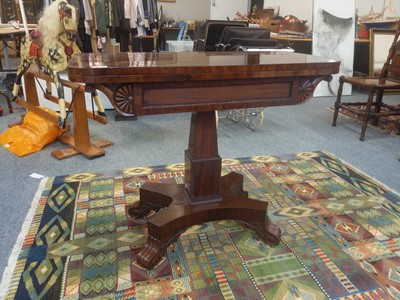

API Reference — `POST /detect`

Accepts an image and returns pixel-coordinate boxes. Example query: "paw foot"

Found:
[264,222,281,246]
[137,236,164,269]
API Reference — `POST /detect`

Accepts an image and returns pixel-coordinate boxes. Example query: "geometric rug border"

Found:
[0,176,50,299]
[320,150,400,197]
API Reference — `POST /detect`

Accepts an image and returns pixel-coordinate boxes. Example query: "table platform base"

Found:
[129,172,281,270]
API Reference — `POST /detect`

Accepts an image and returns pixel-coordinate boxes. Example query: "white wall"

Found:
[209,0,250,20]
[160,0,250,23]
[159,0,211,22]
[264,0,313,25]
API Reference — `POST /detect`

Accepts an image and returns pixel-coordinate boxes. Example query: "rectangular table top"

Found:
[68,51,339,84]
[67,51,340,116]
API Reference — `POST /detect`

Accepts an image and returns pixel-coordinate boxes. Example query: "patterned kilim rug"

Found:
[330,106,400,137]
[1,151,400,299]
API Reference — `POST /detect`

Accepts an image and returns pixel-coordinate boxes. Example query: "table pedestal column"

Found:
[128,111,281,270]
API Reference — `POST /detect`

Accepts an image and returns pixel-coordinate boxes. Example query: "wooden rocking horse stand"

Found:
[9,0,112,159]
[21,66,112,159]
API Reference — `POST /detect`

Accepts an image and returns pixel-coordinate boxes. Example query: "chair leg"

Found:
[359,89,375,141]
[0,92,13,113]
[332,77,344,127]
[371,89,383,126]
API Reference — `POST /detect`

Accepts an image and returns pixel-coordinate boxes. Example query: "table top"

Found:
[0,25,36,36]
[0,27,26,36]
[68,51,339,84]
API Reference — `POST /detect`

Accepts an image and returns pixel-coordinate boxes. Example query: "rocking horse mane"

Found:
[36,0,78,51]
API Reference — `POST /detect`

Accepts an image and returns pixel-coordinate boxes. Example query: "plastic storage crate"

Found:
[166,41,194,52]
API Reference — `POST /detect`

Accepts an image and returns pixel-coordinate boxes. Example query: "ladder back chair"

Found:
[332,21,400,141]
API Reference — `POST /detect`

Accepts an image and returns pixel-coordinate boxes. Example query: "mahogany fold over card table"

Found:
[68,51,339,270]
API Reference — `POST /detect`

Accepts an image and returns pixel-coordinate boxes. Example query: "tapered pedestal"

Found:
[128,111,281,270]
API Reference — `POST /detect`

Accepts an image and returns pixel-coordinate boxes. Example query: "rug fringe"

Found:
[0,177,50,299]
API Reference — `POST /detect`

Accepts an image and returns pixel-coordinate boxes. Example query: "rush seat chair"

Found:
[332,22,400,141]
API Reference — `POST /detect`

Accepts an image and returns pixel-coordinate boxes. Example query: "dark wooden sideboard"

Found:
[68,51,339,269]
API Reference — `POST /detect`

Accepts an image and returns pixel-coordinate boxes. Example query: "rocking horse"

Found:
[11,0,105,128]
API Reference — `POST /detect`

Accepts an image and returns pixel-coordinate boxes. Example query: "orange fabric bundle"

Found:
[0,108,62,156]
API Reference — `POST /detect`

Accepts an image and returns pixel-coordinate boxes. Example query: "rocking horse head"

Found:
[58,0,80,40]
[38,0,80,50]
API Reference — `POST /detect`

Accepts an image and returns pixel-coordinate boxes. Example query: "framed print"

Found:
[369,28,396,77]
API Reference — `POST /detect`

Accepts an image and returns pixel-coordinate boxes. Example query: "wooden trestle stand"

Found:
[15,66,112,159]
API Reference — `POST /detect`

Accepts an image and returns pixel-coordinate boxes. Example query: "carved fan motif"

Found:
[298,77,313,101]
[114,84,135,114]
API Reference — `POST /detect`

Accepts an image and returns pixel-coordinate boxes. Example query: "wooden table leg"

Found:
[129,111,281,270]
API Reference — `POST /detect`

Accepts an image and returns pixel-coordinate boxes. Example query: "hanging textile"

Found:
[147,0,154,23]
[95,0,108,36]
[78,0,93,52]
[125,0,139,29]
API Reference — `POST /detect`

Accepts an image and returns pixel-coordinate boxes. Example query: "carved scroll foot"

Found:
[128,182,181,218]
[264,221,281,246]
[240,217,281,247]
[136,235,166,269]
[128,201,164,218]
